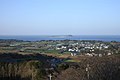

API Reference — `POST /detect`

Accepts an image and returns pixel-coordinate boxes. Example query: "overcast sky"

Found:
[0,0,120,35]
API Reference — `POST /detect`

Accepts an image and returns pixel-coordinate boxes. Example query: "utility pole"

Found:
[48,74,52,80]
[86,64,90,80]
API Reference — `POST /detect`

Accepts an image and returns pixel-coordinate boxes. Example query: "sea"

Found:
[0,35,120,42]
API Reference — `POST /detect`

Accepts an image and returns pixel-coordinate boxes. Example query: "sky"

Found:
[0,0,120,35]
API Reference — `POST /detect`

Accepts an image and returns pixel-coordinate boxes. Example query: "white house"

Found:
[85,53,93,57]
[107,53,112,56]
[69,49,74,52]
[98,54,102,57]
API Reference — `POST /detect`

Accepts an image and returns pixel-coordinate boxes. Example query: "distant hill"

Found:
[49,35,73,38]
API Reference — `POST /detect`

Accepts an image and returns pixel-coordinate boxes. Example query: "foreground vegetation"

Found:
[0,53,119,80]
[56,55,120,80]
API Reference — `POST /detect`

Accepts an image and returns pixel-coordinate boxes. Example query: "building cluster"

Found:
[55,41,112,56]
[1,40,116,57]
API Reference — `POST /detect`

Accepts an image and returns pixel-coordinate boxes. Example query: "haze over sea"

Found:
[0,35,120,42]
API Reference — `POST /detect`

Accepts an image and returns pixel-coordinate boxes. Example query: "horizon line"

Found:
[0,35,120,36]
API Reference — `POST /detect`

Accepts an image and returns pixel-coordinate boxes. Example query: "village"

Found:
[55,40,112,57]
[0,39,120,57]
